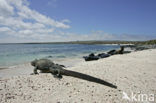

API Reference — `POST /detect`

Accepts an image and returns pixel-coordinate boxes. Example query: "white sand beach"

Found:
[0,49,156,103]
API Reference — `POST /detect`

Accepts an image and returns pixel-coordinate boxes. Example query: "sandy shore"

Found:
[0,57,84,78]
[0,49,156,103]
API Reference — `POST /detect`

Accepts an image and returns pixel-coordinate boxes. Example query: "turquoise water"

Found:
[0,44,120,67]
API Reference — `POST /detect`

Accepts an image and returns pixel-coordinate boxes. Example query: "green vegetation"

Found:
[135,39,156,45]
[26,39,156,45]
[16,40,143,45]
[1,39,156,45]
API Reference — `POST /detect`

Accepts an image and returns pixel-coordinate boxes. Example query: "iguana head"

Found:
[31,59,38,66]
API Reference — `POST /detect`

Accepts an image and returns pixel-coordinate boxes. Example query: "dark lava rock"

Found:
[83,53,99,61]
[97,53,110,58]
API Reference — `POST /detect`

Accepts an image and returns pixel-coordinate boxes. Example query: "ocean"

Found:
[0,44,120,67]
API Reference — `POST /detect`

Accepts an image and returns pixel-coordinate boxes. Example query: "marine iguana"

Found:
[31,59,64,78]
[31,59,117,89]
[107,46,124,55]
[116,46,124,54]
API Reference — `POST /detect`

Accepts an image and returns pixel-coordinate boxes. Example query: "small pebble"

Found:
[66,82,70,85]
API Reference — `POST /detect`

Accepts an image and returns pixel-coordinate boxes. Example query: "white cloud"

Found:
[0,0,70,42]
[0,0,154,43]
[16,5,70,28]
[0,29,154,43]
[42,31,153,42]
[61,19,71,23]
[0,0,14,17]
[0,27,11,32]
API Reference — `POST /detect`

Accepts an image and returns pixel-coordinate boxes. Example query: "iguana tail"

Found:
[60,69,117,89]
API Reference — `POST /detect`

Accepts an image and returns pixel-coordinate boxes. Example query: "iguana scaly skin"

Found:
[31,59,117,89]
[50,68,117,89]
[31,59,63,78]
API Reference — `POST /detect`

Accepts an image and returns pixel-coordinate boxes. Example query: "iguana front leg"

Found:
[30,67,38,75]
[33,67,38,74]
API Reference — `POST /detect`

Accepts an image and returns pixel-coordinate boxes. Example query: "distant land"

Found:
[0,39,156,45]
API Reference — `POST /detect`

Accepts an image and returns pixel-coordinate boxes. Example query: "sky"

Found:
[0,0,156,43]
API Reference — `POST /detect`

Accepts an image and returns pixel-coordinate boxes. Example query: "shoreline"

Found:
[0,47,119,69]
[0,45,119,68]
[0,57,85,78]
[0,49,156,102]
[0,48,151,78]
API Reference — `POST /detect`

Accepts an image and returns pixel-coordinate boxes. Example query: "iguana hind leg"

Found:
[57,69,63,78]
[53,74,62,79]
[51,68,63,79]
